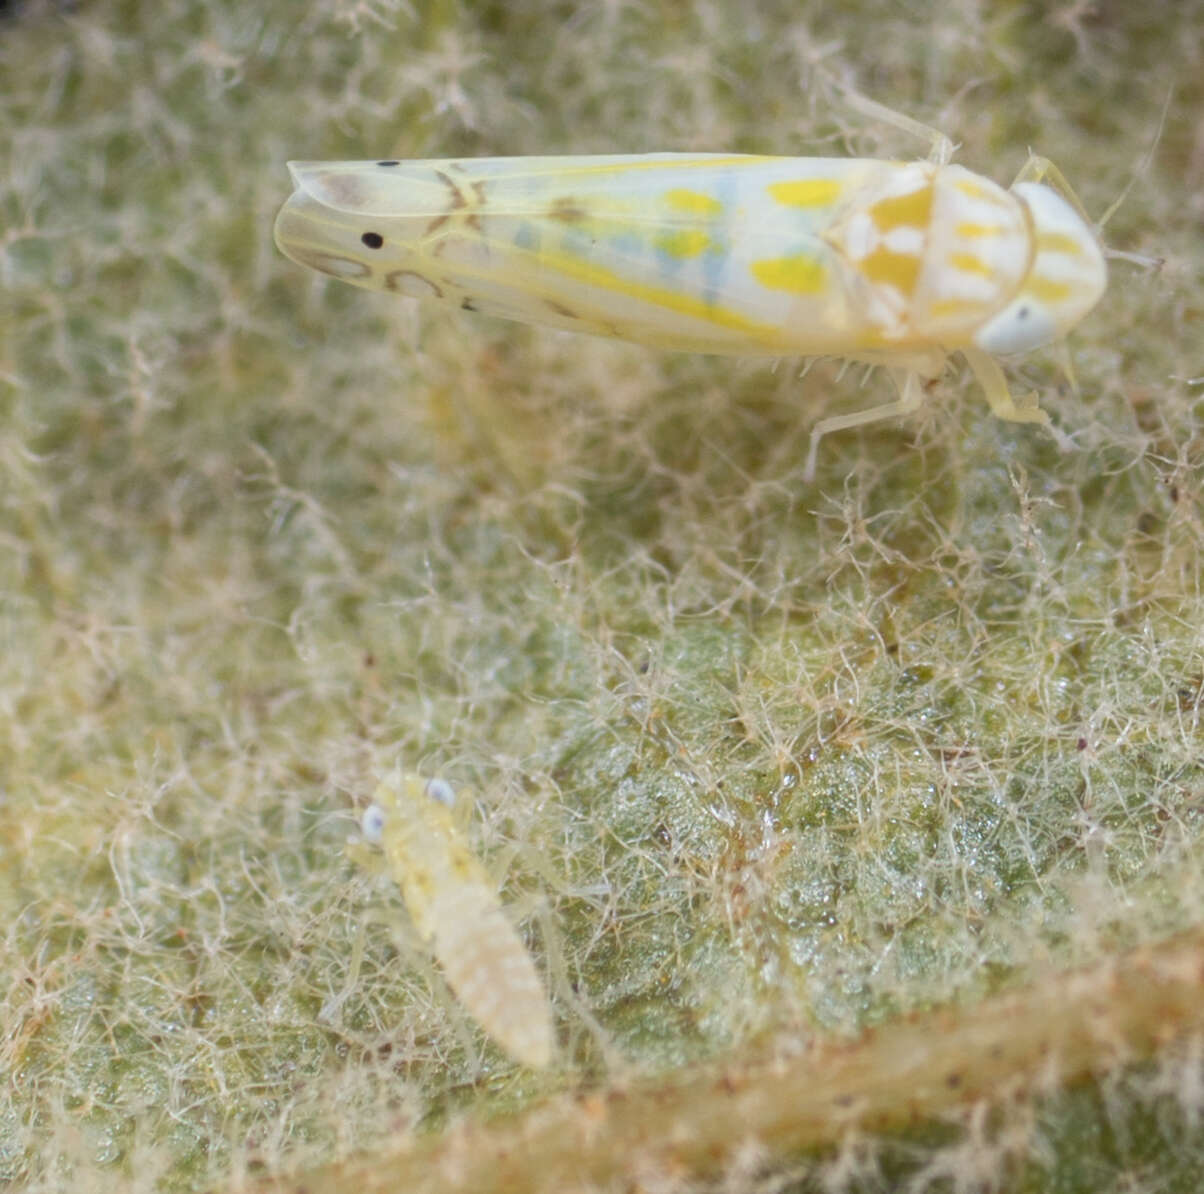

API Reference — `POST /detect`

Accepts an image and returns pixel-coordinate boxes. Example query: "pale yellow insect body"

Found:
[359,773,554,1069]
[275,134,1106,477]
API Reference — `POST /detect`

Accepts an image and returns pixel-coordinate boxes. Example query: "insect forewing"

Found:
[277,140,1108,472]
[275,155,894,354]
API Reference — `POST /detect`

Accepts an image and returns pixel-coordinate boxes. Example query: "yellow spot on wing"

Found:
[930,298,984,319]
[664,188,724,215]
[956,222,1005,238]
[751,253,827,294]
[768,179,842,208]
[950,251,993,277]
[860,245,921,295]
[954,178,1010,207]
[1037,231,1086,256]
[869,184,933,231]
[954,178,989,199]
[655,229,713,259]
[1028,276,1072,303]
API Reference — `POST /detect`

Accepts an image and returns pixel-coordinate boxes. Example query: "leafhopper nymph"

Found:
[356,772,554,1069]
[275,114,1106,478]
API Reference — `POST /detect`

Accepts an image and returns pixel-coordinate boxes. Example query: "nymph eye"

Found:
[361,231,384,249]
[361,804,385,842]
[425,778,456,808]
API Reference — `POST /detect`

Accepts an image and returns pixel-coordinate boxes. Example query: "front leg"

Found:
[961,346,1075,452]
[960,346,1047,424]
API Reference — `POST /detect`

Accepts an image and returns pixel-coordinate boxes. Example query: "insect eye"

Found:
[361,804,385,842]
[425,778,456,808]
[361,231,384,249]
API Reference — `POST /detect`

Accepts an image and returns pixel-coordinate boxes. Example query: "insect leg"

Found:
[834,87,955,166]
[959,347,1047,425]
[961,347,1075,452]
[803,369,925,482]
[1009,153,1096,225]
[1013,149,1160,270]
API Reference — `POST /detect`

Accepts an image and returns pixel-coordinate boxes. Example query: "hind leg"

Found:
[803,369,926,482]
